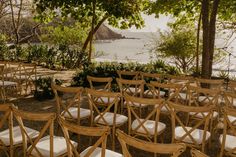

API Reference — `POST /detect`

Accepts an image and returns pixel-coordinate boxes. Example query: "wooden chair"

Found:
[117,70,140,80]
[86,88,127,150]
[168,101,214,152]
[116,78,145,113]
[147,81,182,116]
[140,72,164,98]
[52,84,91,126]
[0,104,14,157]
[191,148,209,157]
[0,65,19,101]
[219,107,236,157]
[117,129,186,157]
[167,75,195,102]
[124,93,166,143]
[59,117,122,157]
[87,75,113,91]
[196,78,224,90]
[228,81,236,92]
[224,91,236,108]
[12,108,75,157]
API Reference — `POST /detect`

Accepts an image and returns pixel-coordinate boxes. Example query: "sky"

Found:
[128,14,173,32]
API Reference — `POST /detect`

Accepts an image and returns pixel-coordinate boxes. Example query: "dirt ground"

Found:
[1,67,222,157]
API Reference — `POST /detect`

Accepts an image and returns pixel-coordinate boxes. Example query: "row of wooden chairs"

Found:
[0,103,208,157]
[51,82,236,156]
[0,61,37,100]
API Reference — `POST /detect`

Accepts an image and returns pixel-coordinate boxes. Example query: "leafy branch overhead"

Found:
[34,0,147,29]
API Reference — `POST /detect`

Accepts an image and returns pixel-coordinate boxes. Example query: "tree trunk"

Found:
[201,0,210,78]
[88,0,96,62]
[82,15,108,52]
[196,11,202,75]
[208,0,220,76]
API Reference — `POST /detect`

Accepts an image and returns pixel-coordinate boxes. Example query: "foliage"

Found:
[0,34,9,60]
[34,77,62,101]
[150,22,197,73]
[1,44,89,69]
[41,22,89,48]
[34,0,147,30]
[71,61,179,87]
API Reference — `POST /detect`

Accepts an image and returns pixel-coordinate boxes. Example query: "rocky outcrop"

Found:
[95,24,125,40]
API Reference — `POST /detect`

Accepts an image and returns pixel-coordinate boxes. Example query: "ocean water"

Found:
[94,31,236,76]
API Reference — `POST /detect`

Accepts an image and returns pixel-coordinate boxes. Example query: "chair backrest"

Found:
[167,75,194,84]
[117,70,140,80]
[223,91,236,108]
[117,129,186,157]
[187,85,220,106]
[59,117,110,157]
[87,75,112,91]
[168,102,214,150]
[196,78,224,89]
[0,104,14,156]
[191,148,209,157]
[140,72,164,83]
[149,81,182,101]
[52,84,84,124]
[124,94,165,141]
[86,88,121,126]
[12,108,56,157]
[116,78,144,97]
[228,81,236,92]
[220,107,236,156]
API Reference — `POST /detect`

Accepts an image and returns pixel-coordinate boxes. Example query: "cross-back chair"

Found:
[86,88,127,150]
[117,129,186,157]
[191,148,209,157]
[52,84,91,126]
[146,81,182,116]
[228,81,236,92]
[12,108,75,157]
[87,75,113,92]
[196,78,224,90]
[0,104,14,157]
[124,93,166,143]
[219,107,236,157]
[117,70,140,80]
[0,65,18,101]
[168,101,214,152]
[223,91,236,109]
[140,72,164,98]
[59,117,122,157]
[116,78,145,113]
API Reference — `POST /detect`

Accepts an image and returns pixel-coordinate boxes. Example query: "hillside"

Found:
[0,17,125,42]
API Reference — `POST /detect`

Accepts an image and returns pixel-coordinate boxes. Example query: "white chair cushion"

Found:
[131,119,166,135]
[189,111,218,119]
[0,126,39,146]
[220,134,236,153]
[144,90,165,97]
[227,115,236,124]
[124,101,148,107]
[30,135,77,157]
[80,146,123,157]
[0,80,18,86]
[95,97,116,104]
[175,126,211,144]
[62,107,91,119]
[94,112,128,126]
[198,96,213,103]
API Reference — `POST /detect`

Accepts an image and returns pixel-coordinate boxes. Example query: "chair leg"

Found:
[112,127,116,151]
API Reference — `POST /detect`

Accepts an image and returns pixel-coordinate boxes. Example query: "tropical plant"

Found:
[150,23,197,73]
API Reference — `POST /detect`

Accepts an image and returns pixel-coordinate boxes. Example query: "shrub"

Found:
[34,77,62,101]
[71,61,179,87]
